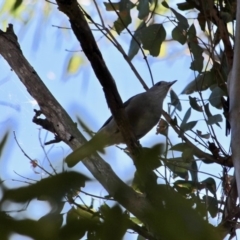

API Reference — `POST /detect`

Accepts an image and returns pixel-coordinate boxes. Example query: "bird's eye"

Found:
[156,81,162,86]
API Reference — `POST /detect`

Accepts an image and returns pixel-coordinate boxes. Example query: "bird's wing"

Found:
[100,94,141,129]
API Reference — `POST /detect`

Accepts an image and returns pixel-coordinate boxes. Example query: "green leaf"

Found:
[3,172,90,202]
[187,24,196,40]
[171,8,189,30]
[103,2,120,11]
[172,26,187,45]
[209,86,225,109]
[99,205,129,240]
[181,107,191,126]
[189,96,203,112]
[181,71,215,94]
[202,195,218,218]
[67,54,83,74]
[197,12,206,31]
[189,42,204,72]
[190,58,204,73]
[138,144,163,170]
[174,180,196,194]
[200,177,217,196]
[204,103,221,128]
[170,89,182,111]
[162,1,189,30]
[165,158,190,179]
[204,103,222,127]
[196,130,210,139]
[161,1,169,8]
[182,148,194,162]
[11,0,23,11]
[189,161,198,183]
[170,143,189,152]
[137,0,149,19]
[181,121,197,132]
[177,2,195,11]
[128,22,146,60]
[207,114,223,125]
[114,10,132,34]
[140,24,166,56]
[204,103,212,119]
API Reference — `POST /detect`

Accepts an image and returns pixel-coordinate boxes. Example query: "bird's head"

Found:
[149,80,177,98]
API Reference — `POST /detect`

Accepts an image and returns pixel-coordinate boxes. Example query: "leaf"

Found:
[189,96,202,112]
[182,148,194,162]
[171,9,189,30]
[189,42,204,72]
[187,24,196,40]
[170,143,189,152]
[181,107,191,126]
[196,130,210,139]
[170,89,182,111]
[177,2,195,11]
[138,144,163,170]
[202,195,218,218]
[200,177,217,196]
[204,103,221,127]
[162,1,189,30]
[67,54,83,74]
[161,1,169,8]
[3,172,90,202]
[172,26,187,45]
[137,0,149,19]
[103,2,120,11]
[128,22,146,60]
[204,103,212,119]
[207,114,223,125]
[189,161,198,183]
[165,158,190,179]
[114,10,132,34]
[174,180,197,194]
[181,71,215,94]
[197,12,206,31]
[140,24,166,56]
[11,0,23,11]
[99,205,129,240]
[181,121,197,132]
[209,86,225,109]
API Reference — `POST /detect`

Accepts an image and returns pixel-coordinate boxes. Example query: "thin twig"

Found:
[13,131,53,176]
[38,129,57,175]
[108,0,154,86]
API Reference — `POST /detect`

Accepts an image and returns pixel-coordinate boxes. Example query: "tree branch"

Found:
[56,0,142,162]
[228,0,240,200]
[162,111,233,167]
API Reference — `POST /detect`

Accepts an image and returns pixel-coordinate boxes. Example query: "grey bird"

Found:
[66,80,177,167]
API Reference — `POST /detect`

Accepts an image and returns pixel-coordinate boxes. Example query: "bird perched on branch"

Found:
[66,80,177,167]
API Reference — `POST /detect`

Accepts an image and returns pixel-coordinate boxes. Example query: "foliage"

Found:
[0,0,237,239]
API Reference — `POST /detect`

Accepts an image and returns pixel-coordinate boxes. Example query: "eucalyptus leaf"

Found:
[181,120,197,132]
[189,96,202,112]
[207,114,223,126]
[137,0,149,19]
[172,26,187,45]
[209,86,225,109]
[170,89,182,111]
[181,107,191,127]
[140,24,166,56]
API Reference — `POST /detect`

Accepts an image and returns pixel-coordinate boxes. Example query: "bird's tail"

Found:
[65,135,106,167]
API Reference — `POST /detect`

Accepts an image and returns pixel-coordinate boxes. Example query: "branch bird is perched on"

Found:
[66,80,177,167]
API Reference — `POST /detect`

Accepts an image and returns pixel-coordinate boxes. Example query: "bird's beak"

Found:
[170,80,177,86]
